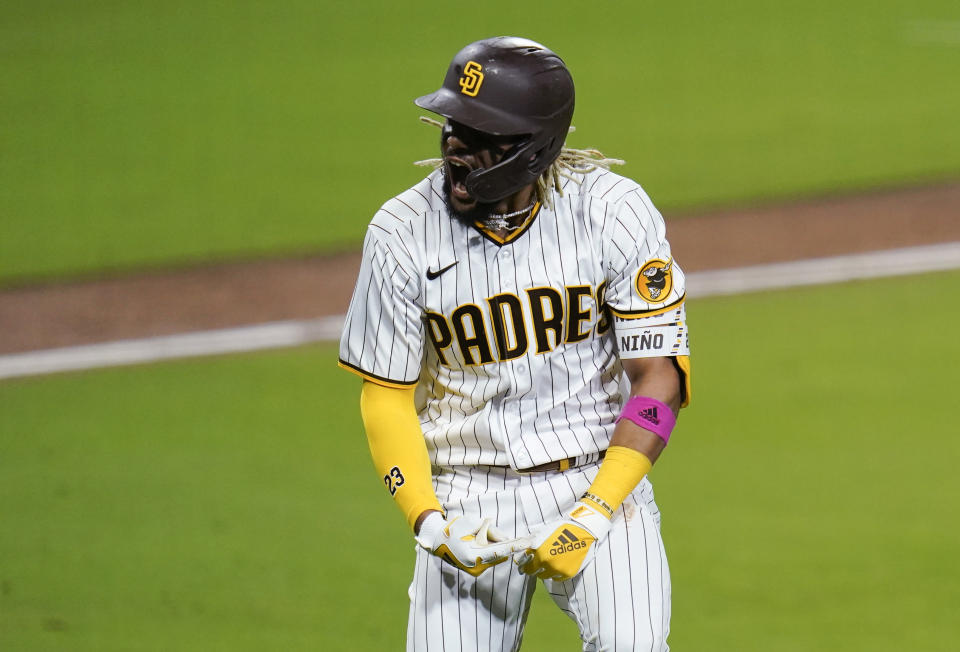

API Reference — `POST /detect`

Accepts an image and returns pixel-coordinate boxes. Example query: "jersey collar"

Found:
[471,202,542,246]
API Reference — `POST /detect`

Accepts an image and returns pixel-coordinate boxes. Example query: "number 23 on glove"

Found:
[517,498,612,581]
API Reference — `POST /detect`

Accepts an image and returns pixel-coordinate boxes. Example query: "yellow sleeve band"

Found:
[583,445,653,517]
[360,381,444,531]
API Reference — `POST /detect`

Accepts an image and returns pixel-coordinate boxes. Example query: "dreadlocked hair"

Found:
[413,117,624,208]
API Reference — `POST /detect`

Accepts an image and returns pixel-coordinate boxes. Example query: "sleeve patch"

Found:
[634,258,674,303]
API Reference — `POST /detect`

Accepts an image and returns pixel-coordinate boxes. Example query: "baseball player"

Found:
[339,36,691,651]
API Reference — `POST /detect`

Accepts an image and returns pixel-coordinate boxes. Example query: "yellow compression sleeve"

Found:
[583,446,653,517]
[359,381,444,531]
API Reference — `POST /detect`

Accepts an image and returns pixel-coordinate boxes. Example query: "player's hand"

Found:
[415,512,533,577]
[517,500,611,581]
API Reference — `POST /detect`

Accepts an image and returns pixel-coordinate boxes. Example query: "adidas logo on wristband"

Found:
[640,406,660,425]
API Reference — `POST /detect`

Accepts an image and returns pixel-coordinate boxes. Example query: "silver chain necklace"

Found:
[483,202,537,232]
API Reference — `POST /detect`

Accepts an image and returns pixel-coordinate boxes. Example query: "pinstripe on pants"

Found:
[406,464,670,651]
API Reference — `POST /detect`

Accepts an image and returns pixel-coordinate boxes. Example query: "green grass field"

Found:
[3,271,959,650]
[2,0,960,283]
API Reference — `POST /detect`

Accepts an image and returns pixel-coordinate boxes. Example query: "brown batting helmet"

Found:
[415,37,576,203]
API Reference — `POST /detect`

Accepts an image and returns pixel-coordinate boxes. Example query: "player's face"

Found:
[441,120,523,221]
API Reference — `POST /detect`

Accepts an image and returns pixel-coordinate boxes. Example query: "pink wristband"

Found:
[617,396,676,444]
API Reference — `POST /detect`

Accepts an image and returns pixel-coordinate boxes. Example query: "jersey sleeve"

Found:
[338,226,424,387]
[603,187,686,321]
[603,186,691,404]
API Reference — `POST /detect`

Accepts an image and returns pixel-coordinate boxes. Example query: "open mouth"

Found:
[444,156,475,202]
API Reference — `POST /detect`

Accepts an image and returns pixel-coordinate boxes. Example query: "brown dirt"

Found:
[2,182,959,355]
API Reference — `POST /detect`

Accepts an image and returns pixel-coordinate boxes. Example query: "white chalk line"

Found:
[2,242,960,381]
[686,241,960,297]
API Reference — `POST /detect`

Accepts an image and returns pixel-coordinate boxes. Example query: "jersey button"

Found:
[516,452,530,465]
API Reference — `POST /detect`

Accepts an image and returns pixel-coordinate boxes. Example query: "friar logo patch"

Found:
[635,259,673,303]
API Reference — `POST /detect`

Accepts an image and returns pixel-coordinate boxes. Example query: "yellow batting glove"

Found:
[518,499,612,581]
[416,513,533,577]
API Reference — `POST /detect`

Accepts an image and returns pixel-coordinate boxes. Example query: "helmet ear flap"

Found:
[464,128,569,203]
[465,136,541,203]
[528,135,559,174]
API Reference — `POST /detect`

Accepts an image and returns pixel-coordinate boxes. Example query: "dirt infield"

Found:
[2,182,959,355]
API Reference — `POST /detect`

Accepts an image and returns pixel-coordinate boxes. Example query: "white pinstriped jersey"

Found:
[339,167,690,470]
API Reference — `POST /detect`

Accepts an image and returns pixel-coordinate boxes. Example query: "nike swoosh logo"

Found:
[426,261,458,280]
